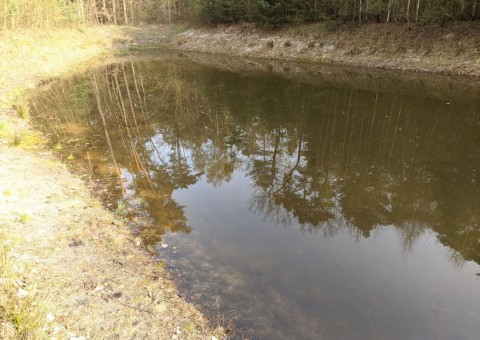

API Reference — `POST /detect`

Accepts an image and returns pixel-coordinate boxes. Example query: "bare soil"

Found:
[169,22,480,77]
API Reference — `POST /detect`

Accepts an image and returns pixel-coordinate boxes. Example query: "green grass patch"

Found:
[171,24,190,35]
[19,214,31,224]
[53,143,63,151]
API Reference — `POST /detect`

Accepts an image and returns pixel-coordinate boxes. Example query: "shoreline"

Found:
[164,22,480,78]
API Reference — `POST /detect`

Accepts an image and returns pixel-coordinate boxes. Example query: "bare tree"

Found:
[416,0,421,22]
[387,0,394,22]
[406,0,411,28]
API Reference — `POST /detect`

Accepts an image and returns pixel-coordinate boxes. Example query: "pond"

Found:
[32,51,480,339]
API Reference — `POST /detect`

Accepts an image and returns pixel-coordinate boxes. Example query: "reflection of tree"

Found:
[32,58,480,266]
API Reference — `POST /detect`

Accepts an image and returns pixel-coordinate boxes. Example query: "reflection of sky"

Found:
[163,170,480,340]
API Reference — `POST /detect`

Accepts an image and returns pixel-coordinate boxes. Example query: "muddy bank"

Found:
[166,22,480,78]
[0,26,220,339]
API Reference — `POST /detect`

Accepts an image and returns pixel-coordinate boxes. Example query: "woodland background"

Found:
[1,0,478,29]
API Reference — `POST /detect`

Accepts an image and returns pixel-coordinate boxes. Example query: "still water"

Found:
[32,52,480,339]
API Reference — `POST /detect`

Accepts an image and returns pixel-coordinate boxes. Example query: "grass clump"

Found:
[53,143,63,151]
[0,122,10,141]
[9,132,44,150]
[19,214,31,224]
[171,24,189,35]
[115,200,129,218]
[12,134,22,147]
[15,102,30,120]
[0,232,50,339]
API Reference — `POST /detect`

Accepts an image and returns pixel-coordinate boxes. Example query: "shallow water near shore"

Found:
[32,51,480,339]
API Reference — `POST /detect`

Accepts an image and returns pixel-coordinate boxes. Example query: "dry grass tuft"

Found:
[0,232,51,339]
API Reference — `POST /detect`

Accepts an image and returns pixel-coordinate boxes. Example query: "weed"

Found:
[284,40,292,47]
[346,46,361,56]
[21,134,45,150]
[185,323,196,333]
[67,153,75,161]
[53,143,63,151]
[395,44,407,53]
[115,200,129,217]
[12,134,22,146]
[0,232,50,339]
[455,44,466,56]
[247,39,258,47]
[19,214,31,224]
[172,24,189,35]
[266,40,274,48]
[324,19,342,32]
[16,103,30,120]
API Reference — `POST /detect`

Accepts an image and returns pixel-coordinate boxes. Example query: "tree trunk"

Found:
[365,0,369,23]
[112,0,118,25]
[164,0,171,23]
[473,0,478,20]
[387,0,393,22]
[406,0,411,28]
[353,0,356,21]
[78,0,85,23]
[129,0,134,24]
[3,1,7,29]
[359,0,362,24]
[122,0,128,24]
[415,0,420,22]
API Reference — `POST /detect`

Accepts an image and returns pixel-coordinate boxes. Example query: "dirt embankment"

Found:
[0,26,220,339]
[168,22,480,77]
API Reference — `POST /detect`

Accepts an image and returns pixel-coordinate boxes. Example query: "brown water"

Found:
[32,52,480,339]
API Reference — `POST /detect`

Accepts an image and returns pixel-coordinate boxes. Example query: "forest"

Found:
[0,0,478,29]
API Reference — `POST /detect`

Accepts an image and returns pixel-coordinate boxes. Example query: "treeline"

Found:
[181,0,479,25]
[0,0,165,29]
[1,0,478,29]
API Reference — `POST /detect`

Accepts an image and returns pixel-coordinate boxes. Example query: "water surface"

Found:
[32,53,480,339]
